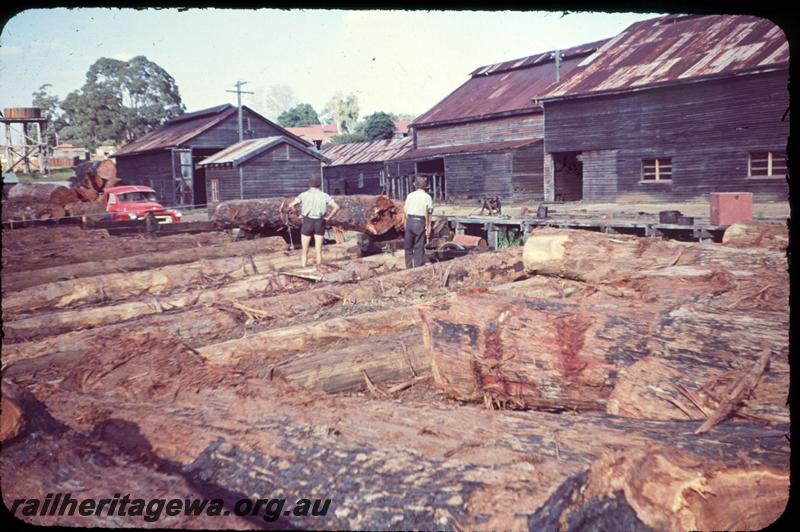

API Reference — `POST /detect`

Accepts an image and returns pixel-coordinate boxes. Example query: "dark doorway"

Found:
[553,151,583,202]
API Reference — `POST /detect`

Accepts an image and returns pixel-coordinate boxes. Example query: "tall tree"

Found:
[360,112,396,141]
[58,56,184,150]
[277,103,320,127]
[31,84,65,146]
[321,92,360,133]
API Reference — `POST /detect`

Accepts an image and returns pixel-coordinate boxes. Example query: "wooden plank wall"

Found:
[582,150,619,202]
[544,71,790,201]
[416,113,544,148]
[444,151,512,201]
[114,151,175,205]
[322,162,385,195]
[511,144,544,201]
[243,145,321,198]
[190,109,294,149]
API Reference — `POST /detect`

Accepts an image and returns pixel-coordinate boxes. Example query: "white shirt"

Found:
[404,189,433,217]
[296,188,334,218]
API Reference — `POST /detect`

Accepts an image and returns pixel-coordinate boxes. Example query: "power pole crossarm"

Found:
[226,80,255,143]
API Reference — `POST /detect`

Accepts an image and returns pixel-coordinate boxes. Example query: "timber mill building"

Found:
[398,13,788,204]
[111,104,313,207]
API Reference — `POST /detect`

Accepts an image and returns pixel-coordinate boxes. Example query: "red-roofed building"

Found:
[540,14,789,202]
[286,124,339,149]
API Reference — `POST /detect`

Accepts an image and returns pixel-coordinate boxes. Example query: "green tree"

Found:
[320,92,359,133]
[58,56,185,150]
[360,111,396,141]
[277,103,320,127]
[31,84,65,145]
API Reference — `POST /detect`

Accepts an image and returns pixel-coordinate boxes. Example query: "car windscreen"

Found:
[119,191,158,202]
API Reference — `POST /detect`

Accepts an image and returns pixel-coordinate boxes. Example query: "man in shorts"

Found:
[288,176,341,268]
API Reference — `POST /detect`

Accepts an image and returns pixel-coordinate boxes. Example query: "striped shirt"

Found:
[296,188,334,219]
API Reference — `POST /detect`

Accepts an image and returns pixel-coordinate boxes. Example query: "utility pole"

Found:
[226,80,255,200]
[226,80,254,142]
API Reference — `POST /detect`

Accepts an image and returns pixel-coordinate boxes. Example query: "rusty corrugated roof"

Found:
[392,139,542,161]
[197,136,330,167]
[412,39,609,126]
[287,124,339,143]
[113,105,237,157]
[322,137,413,166]
[113,104,311,157]
[546,14,789,99]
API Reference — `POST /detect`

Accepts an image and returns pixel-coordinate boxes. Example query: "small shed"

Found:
[197,136,331,215]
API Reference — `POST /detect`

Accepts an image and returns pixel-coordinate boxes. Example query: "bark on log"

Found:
[3,252,405,344]
[528,445,788,531]
[420,292,788,416]
[3,236,287,292]
[213,194,405,236]
[2,202,66,221]
[74,159,117,190]
[721,220,789,251]
[197,306,429,393]
[2,242,359,316]
[7,182,79,206]
[3,334,789,530]
[523,227,787,284]
[0,395,25,443]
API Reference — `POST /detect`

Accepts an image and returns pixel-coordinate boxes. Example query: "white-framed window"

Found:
[358,172,364,189]
[641,158,672,181]
[749,151,786,178]
[210,178,220,202]
[379,170,385,186]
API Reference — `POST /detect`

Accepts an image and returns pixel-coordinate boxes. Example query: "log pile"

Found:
[213,194,405,236]
[2,160,118,223]
[0,219,789,529]
[71,159,120,201]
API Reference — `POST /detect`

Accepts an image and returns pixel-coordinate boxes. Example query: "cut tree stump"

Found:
[721,220,789,251]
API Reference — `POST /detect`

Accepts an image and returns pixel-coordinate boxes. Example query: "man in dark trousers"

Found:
[288,176,340,268]
[403,176,433,268]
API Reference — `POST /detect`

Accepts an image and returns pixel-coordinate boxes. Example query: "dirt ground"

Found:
[0,214,790,530]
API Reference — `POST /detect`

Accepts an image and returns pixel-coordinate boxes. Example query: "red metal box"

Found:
[709,192,753,226]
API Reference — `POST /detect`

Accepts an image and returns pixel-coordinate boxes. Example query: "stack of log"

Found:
[213,194,405,236]
[69,159,121,202]
[2,160,118,223]
[422,225,789,424]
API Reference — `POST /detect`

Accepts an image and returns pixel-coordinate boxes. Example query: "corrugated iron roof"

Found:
[392,139,542,161]
[322,137,413,166]
[113,104,237,157]
[412,39,609,126]
[197,136,331,167]
[546,14,789,99]
[113,104,311,157]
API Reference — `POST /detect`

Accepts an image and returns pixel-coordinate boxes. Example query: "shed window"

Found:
[379,170,385,187]
[210,179,220,202]
[641,158,672,181]
[358,172,365,189]
[749,151,786,177]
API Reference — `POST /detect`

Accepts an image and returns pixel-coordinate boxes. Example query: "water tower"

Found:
[1,107,50,175]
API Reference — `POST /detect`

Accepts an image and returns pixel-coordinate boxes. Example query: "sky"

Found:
[0,8,664,122]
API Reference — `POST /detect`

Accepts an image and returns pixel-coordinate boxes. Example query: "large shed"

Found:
[197,136,330,215]
[540,14,789,202]
[406,40,608,203]
[111,104,311,207]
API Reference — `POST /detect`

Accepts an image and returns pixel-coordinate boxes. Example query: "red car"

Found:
[102,186,182,223]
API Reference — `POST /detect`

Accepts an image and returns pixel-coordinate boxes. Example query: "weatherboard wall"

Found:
[322,162,386,195]
[415,113,544,149]
[543,70,790,202]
